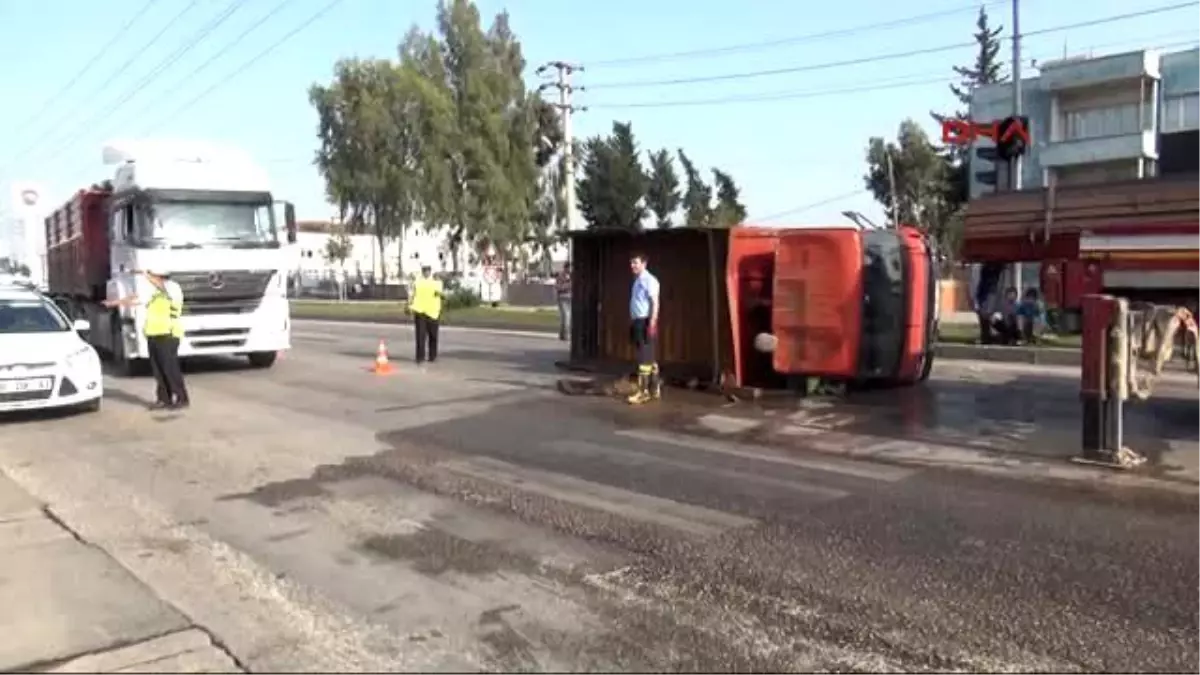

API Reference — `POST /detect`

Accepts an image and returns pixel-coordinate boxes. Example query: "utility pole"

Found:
[1010,0,1024,294]
[536,61,586,234]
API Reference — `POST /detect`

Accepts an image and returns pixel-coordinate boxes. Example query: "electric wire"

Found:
[585,0,1009,68]
[140,0,350,135]
[7,0,205,163]
[38,0,254,166]
[586,36,1200,109]
[6,0,157,143]
[584,2,1199,90]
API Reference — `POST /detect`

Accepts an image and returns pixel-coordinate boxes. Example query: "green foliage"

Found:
[644,149,681,229]
[323,229,353,266]
[864,119,953,231]
[710,168,747,228]
[442,284,481,310]
[310,0,750,262]
[311,0,544,275]
[677,149,713,228]
[576,121,649,231]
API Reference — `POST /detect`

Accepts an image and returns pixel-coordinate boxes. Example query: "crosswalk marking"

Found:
[440,456,756,538]
[549,439,853,502]
[615,429,914,483]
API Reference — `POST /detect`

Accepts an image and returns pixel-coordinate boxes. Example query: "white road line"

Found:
[549,439,853,502]
[440,456,755,538]
[292,319,558,340]
[615,429,914,483]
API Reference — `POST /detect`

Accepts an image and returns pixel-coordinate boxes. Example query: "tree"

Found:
[677,149,713,228]
[644,149,681,229]
[575,121,648,231]
[929,6,1007,256]
[400,1,541,272]
[863,119,952,233]
[310,58,445,282]
[323,229,353,268]
[710,168,747,228]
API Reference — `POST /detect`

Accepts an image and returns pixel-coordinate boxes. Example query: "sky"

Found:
[0,0,1196,229]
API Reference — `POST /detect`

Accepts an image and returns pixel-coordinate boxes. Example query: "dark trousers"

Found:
[147,335,189,405]
[630,318,656,366]
[414,313,440,363]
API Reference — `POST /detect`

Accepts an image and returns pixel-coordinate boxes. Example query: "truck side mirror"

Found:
[284,202,297,244]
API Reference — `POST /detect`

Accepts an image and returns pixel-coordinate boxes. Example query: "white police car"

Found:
[0,283,103,414]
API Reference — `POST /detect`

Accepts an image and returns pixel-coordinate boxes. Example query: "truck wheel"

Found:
[247,351,278,369]
[917,350,935,382]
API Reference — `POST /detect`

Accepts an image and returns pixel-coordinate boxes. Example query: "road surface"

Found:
[1,320,1195,673]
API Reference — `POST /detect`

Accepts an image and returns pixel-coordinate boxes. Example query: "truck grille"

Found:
[183,298,263,316]
[173,270,273,311]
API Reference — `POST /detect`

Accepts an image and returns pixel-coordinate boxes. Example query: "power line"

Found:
[586,36,1200,109]
[6,0,157,142]
[39,0,253,166]
[750,190,867,223]
[141,0,349,136]
[586,0,1007,69]
[79,0,310,161]
[6,0,204,166]
[584,2,1199,90]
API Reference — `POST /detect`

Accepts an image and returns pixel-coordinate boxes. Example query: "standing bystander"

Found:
[626,252,661,405]
[556,263,572,341]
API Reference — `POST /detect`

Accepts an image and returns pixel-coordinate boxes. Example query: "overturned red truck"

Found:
[565,222,939,391]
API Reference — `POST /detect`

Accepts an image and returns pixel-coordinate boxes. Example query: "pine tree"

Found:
[929,6,1007,258]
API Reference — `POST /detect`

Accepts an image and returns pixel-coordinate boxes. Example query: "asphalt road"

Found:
[0,320,1196,673]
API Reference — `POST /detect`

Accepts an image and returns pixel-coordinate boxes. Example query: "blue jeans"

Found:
[557,296,571,340]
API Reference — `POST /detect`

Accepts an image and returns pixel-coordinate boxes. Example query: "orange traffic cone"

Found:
[371,339,394,375]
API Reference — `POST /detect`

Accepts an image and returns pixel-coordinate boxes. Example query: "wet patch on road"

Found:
[357,528,540,577]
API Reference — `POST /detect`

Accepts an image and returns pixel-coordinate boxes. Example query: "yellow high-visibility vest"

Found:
[410,277,444,320]
[144,288,184,338]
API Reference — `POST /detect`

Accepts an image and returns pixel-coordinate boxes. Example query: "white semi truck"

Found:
[45,140,296,374]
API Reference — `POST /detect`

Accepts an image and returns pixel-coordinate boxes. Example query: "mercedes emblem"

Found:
[20,189,38,206]
[208,272,225,290]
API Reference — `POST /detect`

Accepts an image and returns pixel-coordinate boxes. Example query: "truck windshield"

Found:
[143,201,277,248]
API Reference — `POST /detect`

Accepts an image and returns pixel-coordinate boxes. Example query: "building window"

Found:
[1061,102,1143,141]
[1162,93,1200,133]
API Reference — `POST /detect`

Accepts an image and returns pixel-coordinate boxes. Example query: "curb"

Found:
[934,342,1081,366]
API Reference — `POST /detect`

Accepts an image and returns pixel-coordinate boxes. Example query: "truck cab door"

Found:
[273,200,297,245]
[772,229,864,378]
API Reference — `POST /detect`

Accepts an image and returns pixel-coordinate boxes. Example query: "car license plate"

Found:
[0,378,53,394]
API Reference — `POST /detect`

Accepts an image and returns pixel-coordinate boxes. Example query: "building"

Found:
[968,46,1199,197]
[4,182,50,287]
[287,219,568,286]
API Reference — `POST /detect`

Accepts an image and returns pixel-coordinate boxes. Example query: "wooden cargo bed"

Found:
[961,175,1199,262]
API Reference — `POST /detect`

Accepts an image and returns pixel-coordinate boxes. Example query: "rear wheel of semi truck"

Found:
[247,351,278,369]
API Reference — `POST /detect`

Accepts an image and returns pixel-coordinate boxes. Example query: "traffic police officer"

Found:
[106,268,190,410]
[627,252,661,405]
[408,265,444,365]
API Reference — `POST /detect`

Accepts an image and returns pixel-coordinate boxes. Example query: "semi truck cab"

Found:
[48,141,297,374]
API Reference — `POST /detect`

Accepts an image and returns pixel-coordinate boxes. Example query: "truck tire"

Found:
[917,350,935,382]
[247,351,278,369]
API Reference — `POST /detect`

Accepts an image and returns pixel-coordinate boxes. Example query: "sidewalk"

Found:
[0,474,241,673]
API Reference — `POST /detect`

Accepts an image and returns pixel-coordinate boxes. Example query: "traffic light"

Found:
[974,145,998,189]
[995,115,1030,161]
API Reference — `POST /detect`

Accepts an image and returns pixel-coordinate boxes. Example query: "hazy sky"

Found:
[0,0,1195,226]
